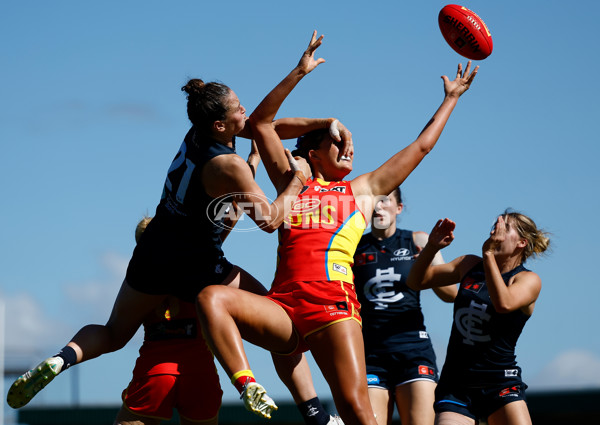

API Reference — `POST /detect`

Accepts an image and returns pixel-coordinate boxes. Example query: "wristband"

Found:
[329,119,340,140]
[231,369,254,384]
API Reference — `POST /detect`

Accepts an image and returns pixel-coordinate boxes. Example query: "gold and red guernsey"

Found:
[274,178,366,287]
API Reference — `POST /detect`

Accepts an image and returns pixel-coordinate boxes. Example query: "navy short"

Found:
[365,332,439,390]
[125,217,233,303]
[434,379,528,420]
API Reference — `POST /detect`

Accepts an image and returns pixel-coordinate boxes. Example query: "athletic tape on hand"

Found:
[329,119,340,140]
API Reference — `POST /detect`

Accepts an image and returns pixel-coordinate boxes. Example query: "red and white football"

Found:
[438,4,493,60]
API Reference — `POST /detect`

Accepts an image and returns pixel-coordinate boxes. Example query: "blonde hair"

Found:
[135,216,153,243]
[502,209,550,263]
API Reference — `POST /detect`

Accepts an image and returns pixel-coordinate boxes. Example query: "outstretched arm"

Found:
[274,117,353,161]
[238,118,353,163]
[352,62,478,203]
[407,218,466,290]
[238,118,353,191]
[413,231,457,302]
[248,31,326,194]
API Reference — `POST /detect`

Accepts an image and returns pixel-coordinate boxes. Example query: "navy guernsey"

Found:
[156,126,235,244]
[125,127,237,301]
[441,262,530,387]
[354,228,427,352]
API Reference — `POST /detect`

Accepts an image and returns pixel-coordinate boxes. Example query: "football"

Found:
[438,4,493,60]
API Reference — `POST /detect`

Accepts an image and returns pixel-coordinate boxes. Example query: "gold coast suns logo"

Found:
[283,193,363,229]
[284,198,336,228]
[291,199,321,213]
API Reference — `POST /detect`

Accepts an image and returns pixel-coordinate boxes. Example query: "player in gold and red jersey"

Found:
[276,179,365,287]
[269,178,366,352]
[197,30,478,425]
[118,295,222,425]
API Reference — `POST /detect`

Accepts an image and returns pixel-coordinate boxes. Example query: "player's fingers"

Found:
[309,37,324,52]
[442,218,456,232]
[467,66,479,84]
[464,60,472,76]
[308,32,324,52]
[284,148,295,163]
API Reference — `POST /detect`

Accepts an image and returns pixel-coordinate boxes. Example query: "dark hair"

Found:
[391,186,402,204]
[181,79,231,135]
[291,128,330,159]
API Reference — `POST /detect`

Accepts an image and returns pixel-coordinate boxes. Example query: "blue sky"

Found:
[2,0,599,422]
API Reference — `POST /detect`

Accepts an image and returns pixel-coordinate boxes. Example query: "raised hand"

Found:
[442,61,479,99]
[428,218,456,250]
[297,30,326,76]
[329,119,354,162]
[482,215,506,255]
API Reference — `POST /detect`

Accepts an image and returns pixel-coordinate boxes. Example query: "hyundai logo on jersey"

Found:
[393,248,411,257]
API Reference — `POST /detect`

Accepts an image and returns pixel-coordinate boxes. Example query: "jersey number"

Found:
[164,143,196,203]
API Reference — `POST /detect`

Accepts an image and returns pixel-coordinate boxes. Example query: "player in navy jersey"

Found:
[7,35,352,424]
[353,187,457,425]
[407,210,550,425]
